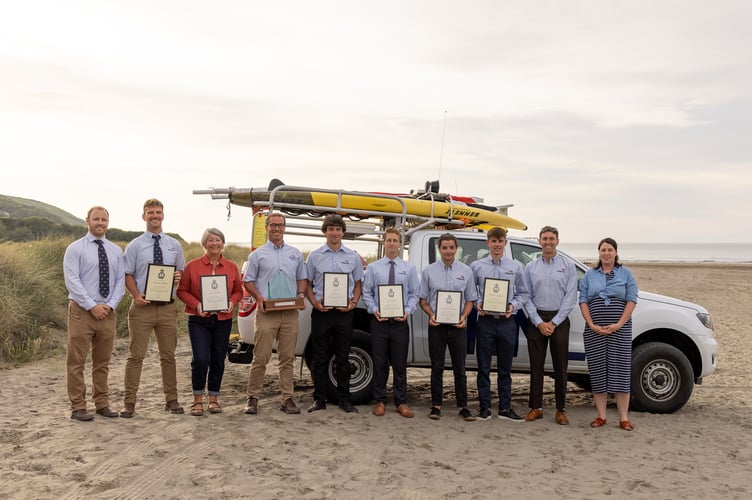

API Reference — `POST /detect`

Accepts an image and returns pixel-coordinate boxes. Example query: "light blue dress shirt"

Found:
[362,256,420,315]
[305,244,364,302]
[523,253,577,327]
[124,231,186,295]
[470,254,529,313]
[419,259,478,312]
[63,233,126,311]
[244,241,307,299]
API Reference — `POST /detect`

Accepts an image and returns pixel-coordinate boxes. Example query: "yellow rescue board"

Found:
[228,187,527,231]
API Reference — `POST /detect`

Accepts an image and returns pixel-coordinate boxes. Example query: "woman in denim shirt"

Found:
[579,238,638,431]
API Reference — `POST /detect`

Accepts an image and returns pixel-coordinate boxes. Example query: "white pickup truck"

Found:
[197,184,717,413]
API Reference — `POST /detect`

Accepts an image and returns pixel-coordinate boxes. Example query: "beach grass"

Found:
[0,238,251,364]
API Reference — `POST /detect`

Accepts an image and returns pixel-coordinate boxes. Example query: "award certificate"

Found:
[482,278,510,314]
[144,264,176,303]
[378,284,404,318]
[200,274,229,312]
[435,290,462,324]
[323,272,349,308]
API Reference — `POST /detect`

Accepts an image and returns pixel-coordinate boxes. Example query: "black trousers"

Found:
[310,309,354,403]
[371,317,410,406]
[526,310,570,411]
[428,324,468,408]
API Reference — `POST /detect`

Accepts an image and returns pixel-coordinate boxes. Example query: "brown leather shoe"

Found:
[524,408,543,422]
[280,398,300,414]
[95,406,119,418]
[244,396,258,415]
[119,403,135,418]
[395,404,415,418]
[70,409,94,421]
[164,400,184,414]
[555,410,569,425]
[372,402,386,416]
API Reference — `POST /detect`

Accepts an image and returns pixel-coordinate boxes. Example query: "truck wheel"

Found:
[322,330,374,405]
[631,342,694,413]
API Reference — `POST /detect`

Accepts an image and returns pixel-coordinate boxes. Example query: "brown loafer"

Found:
[120,403,135,418]
[70,409,94,421]
[620,420,634,431]
[524,408,543,422]
[372,402,386,416]
[280,398,300,414]
[555,410,569,425]
[164,400,184,414]
[396,404,415,418]
[95,406,119,418]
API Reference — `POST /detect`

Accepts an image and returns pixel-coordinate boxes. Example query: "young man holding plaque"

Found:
[523,225,577,425]
[177,228,243,416]
[362,228,420,418]
[470,227,529,421]
[63,206,126,421]
[419,233,477,421]
[305,214,364,413]
[242,213,307,415]
[121,198,186,418]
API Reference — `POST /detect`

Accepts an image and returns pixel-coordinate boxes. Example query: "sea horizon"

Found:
[226,240,752,264]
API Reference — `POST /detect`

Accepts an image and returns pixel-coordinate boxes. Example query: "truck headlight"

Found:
[697,312,713,331]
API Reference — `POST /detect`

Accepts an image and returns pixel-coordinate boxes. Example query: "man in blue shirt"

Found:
[419,233,477,421]
[470,227,529,421]
[243,212,307,415]
[362,228,419,418]
[305,214,364,413]
[63,206,126,421]
[523,225,577,425]
[121,199,186,418]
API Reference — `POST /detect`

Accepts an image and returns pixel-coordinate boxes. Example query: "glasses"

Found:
[267,223,285,228]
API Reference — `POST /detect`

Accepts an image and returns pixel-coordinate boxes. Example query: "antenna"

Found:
[438,110,447,183]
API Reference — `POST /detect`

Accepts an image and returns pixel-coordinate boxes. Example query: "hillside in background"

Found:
[0,194,85,226]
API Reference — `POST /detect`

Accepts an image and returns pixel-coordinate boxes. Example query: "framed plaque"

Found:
[144,264,176,303]
[200,274,229,312]
[323,272,349,308]
[378,284,404,318]
[435,290,462,324]
[482,278,510,314]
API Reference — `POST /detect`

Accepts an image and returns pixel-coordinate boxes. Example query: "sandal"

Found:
[208,400,222,414]
[590,417,607,428]
[190,402,204,417]
[620,420,634,431]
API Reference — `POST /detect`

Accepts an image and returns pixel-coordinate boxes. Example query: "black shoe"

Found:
[429,406,441,419]
[498,408,523,421]
[339,401,359,413]
[307,400,327,413]
[476,408,492,421]
[459,407,476,421]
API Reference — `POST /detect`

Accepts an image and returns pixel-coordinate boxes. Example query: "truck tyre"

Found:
[631,342,694,413]
[304,330,374,405]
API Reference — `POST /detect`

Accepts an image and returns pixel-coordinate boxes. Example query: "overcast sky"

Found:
[2,1,751,247]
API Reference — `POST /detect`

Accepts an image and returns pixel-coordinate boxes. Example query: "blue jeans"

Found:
[476,315,518,410]
[188,315,232,395]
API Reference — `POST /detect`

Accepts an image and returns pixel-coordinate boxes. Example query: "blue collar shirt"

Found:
[305,244,364,302]
[63,232,126,311]
[523,253,578,327]
[244,240,307,299]
[362,256,420,315]
[419,259,478,312]
[124,231,186,295]
[470,254,529,313]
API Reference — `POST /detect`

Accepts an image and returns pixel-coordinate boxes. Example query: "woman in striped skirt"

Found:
[579,238,638,431]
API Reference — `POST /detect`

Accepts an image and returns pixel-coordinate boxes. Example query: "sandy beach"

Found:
[1,262,750,499]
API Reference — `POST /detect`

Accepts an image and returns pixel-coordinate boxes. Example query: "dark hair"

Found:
[487,227,507,240]
[437,233,457,246]
[539,225,559,238]
[596,237,620,269]
[321,214,346,233]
